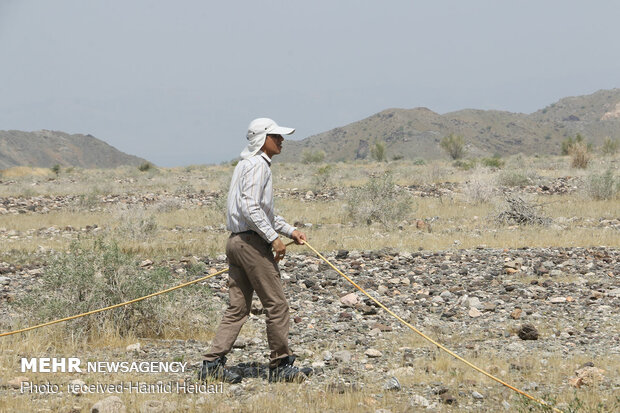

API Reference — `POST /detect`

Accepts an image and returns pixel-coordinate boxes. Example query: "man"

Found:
[199,118,308,384]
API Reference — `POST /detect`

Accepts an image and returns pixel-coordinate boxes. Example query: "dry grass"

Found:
[0,166,54,178]
[1,155,619,412]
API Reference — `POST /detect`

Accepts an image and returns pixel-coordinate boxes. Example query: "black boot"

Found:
[198,356,242,384]
[268,355,309,383]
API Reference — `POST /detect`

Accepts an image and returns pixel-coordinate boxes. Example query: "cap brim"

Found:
[270,126,295,135]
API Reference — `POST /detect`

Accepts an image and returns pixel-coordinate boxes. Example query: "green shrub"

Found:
[561,134,591,155]
[587,169,619,200]
[452,159,477,170]
[138,162,153,172]
[440,134,466,160]
[51,164,61,176]
[12,239,212,338]
[498,170,535,187]
[312,165,333,192]
[370,141,386,162]
[302,149,326,164]
[601,137,619,155]
[481,156,505,168]
[345,172,412,226]
[412,158,426,165]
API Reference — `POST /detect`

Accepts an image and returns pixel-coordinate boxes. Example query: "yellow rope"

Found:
[302,241,563,413]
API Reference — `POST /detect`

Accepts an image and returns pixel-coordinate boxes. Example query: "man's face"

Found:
[262,134,284,158]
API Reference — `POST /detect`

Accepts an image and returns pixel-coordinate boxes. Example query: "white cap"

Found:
[240,118,295,159]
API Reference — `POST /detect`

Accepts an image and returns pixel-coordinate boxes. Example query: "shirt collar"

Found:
[258,151,271,166]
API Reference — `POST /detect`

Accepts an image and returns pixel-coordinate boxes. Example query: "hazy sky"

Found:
[1,1,619,166]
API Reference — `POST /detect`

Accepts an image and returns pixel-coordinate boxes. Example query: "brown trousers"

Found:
[203,232,293,368]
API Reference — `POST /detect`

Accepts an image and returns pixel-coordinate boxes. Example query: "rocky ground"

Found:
[1,246,618,412]
[0,176,582,215]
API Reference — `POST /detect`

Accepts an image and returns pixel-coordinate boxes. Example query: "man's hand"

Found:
[291,230,306,245]
[272,238,286,262]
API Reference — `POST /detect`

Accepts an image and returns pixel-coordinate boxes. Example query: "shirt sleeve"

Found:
[239,162,279,243]
[274,215,296,237]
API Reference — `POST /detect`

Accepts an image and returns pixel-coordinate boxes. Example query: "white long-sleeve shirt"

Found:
[226,151,295,243]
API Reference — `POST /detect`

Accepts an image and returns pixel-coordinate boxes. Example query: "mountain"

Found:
[0,130,148,169]
[277,88,620,162]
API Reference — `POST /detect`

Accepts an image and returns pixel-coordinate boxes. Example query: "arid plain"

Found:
[0,153,618,412]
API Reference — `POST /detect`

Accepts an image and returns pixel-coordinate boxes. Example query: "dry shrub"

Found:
[345,172,412,226]
[497,170,537,187]
[11,239,212,339]
[569,141,591,169]
[113,206,158,240]
[587,169,619,200]
[463,173,495,204]
[495,195,551,225]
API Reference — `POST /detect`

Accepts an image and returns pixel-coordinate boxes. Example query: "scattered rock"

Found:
[383,376,401,391]
[569,366,606,388]
[518,324,539,340]
[7,376,29,389]
[365,349,383,358]
[139,400,176,413]
[333,350,352,363]
[440,392,457,405]
[340,293,358,307]
[410,394,431,407]
[468,308,483,318]
[335,250,349,259]
[91,396,126,413]
[68,379,86,395]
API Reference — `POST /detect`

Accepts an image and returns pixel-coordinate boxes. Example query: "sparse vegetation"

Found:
[138,161,154,172]
[497,170,536,187]
[345,172,411,226]
[481,156,505,168]
[440,134,466,160]
[496,194,551,226]
[113,207,158,240]
[12,239,212,339]
[601,136,619,155]
[51,164,61,176]
[370,141,386,162]
[463,172,495,204]
[302,149,326,164]
[569,141,591,169]
[452,159,477,170]
[586,168,619,200]
[312,164,333,192]
[561,133,591,156]
[0,156,619,412]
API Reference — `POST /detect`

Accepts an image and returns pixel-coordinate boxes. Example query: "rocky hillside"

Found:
[0,130,148,169]
[278,88,620,162]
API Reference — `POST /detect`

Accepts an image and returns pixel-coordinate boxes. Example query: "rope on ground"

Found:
[302,241,563,413]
